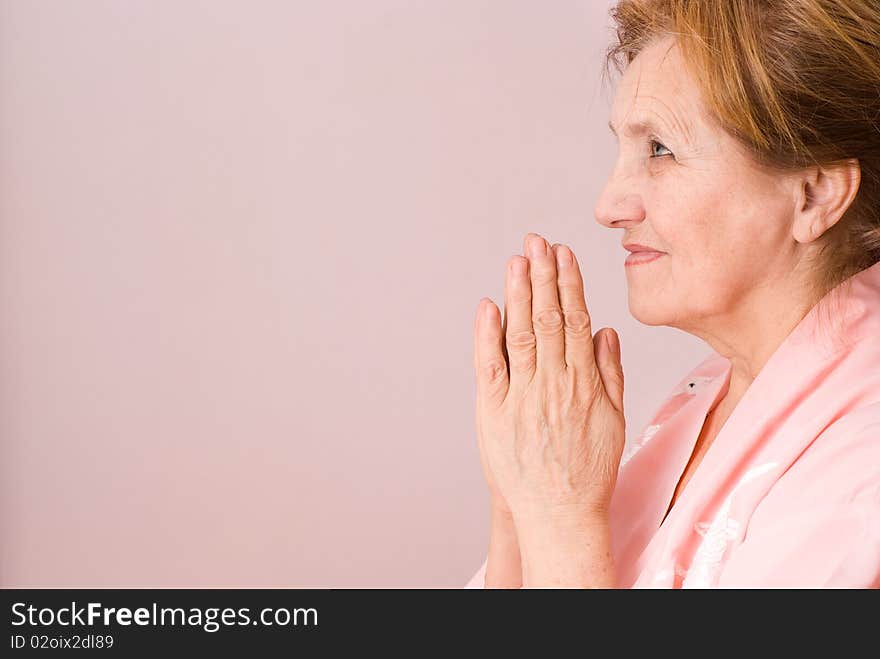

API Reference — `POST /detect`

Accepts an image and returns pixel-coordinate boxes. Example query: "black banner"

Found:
[1,588,872,653]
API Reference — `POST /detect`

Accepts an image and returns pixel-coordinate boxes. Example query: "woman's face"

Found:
[594,36,800,333]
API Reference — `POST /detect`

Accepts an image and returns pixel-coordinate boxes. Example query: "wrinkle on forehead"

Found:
[612,38,698,147]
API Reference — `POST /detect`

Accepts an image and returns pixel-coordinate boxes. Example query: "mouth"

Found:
[624,251,666,267]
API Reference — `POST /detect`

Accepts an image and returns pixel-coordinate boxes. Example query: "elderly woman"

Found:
[465,0,880,588]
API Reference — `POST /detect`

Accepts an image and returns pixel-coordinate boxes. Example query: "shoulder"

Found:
[770,401,880,505]
[718,403,880,587]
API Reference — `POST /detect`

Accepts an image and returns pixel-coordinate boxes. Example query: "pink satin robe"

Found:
[465,260,880,588]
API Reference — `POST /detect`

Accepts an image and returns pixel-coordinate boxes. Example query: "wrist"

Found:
[485,500,522,589]
[515,512,614,588]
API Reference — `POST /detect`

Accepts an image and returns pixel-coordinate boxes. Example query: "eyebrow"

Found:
[608,119,662,138]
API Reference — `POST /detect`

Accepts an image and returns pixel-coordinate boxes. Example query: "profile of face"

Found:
[594,35,805,335]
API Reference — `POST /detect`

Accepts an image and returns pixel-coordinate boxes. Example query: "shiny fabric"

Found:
[465,260,880,588]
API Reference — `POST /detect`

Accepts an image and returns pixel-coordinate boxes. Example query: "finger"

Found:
[594,327,625,415]
[524,233,565,374]
[474,297,509,407]
[504,254,537,388]
[550,243,597,373]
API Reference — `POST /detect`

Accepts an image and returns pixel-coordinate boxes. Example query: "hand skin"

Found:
[473,233,626,588]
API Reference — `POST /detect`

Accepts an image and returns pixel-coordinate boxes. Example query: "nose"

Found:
[594,169,646,230]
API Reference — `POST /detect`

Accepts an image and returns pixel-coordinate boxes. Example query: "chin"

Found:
[627,292,673,326]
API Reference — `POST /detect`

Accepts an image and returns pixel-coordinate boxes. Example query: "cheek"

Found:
[652,204,756,296]
[659,185,762,264]
[651,208,721,264]
[667,233,756,290]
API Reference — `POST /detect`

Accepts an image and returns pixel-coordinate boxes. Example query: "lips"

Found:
[624,251,665,267]
[623,242,665,253]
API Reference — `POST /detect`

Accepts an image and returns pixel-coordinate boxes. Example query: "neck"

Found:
[682,274,824,409]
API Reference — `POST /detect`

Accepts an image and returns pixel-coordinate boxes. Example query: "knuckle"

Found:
[531,266,556,285]
[557,280,582,295]
[533,309,564,334]
[507,329,537,350]
[563,309,591,335]
[480,358,508,383]
[506,330,537,372]
[508,290,532,304]
[508,350,537,373]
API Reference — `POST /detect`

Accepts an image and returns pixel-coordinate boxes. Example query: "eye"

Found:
[649,138,673,159]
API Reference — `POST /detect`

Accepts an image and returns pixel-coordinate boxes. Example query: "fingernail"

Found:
[555,244,572,268]
[527,234,546,259]
[606,332,618,356]
[511,257,527,276]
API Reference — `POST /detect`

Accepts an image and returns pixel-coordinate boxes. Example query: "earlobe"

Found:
[792,212,818,245]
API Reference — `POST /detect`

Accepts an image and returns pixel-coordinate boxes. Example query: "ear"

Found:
[792,158,861,244]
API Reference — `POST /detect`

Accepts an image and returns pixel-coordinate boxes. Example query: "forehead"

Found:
[610,38,700,135]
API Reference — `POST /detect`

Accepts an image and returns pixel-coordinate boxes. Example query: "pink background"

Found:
[0,0,708,587]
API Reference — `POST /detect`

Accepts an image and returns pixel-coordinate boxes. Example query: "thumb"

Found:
[594,327,624,415]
